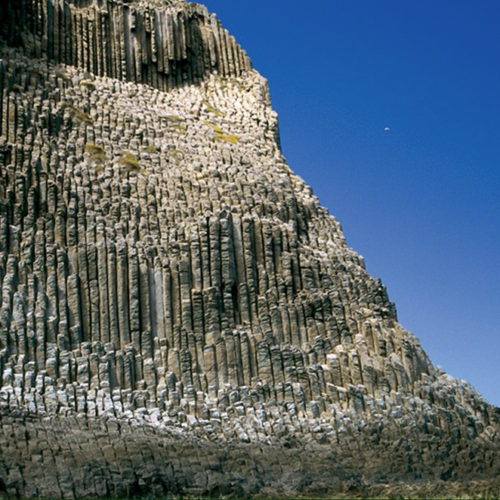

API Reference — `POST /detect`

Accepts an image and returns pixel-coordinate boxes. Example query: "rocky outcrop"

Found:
[0,0,251,89]
[0,1,499,498]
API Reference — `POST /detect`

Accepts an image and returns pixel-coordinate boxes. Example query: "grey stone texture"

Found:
[0,0,499,498]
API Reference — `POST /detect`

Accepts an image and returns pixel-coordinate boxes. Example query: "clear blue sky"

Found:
[202,1,500,407]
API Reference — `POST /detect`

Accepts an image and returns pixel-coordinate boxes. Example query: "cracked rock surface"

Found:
[0,1,499,498]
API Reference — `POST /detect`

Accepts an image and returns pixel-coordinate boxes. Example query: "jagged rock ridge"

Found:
[0,1,499,498]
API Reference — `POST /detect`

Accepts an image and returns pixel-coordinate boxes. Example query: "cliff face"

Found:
[0,1,499,498]
[0,0,250,88]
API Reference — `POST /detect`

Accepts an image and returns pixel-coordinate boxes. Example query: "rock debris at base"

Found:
[0,0,499,498]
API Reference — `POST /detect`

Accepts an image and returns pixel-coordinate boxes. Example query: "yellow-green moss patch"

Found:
[214,133,240,145]
[66,105,92,124]
[201,100,225,117]
[79,80,96,91]
[85,143,107,161]
[119,152,141,172]
[169,149,185,164]
[166,114,183,122]
[204,120,223,134]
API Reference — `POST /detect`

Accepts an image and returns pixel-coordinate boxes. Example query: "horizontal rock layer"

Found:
[0,1,499,498]
[1,408,499,499]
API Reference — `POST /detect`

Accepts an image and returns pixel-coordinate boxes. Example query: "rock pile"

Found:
[0,1,499,498]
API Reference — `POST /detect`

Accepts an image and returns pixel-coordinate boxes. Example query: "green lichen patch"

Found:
[165,115,187,134]
[214,133,240,145]
[119,152,141,172]
[204,120,223,134]
[85,143,107,161]
[201,100,225,117]
[169,149,185,164]
[204,121,240,144]
[79,80,96,91]
[165,114,183,122]
[66,105,92,124]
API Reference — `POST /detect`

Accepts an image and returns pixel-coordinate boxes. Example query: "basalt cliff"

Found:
[0,1,499,498]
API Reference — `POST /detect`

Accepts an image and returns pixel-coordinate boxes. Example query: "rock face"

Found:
[0,1,499,498]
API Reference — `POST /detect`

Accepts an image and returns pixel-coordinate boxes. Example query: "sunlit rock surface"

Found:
[0,1,499,497]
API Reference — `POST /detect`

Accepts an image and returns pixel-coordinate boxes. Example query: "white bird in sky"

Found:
[384,127,390,132]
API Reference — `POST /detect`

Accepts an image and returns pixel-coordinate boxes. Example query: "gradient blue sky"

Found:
[202,0,500,406]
